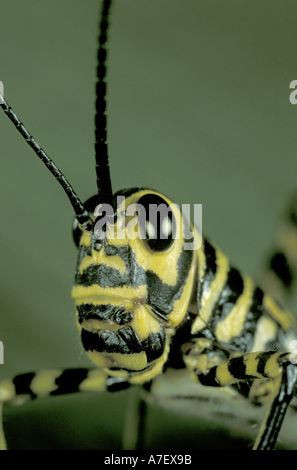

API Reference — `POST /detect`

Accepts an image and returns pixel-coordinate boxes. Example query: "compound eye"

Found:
[137,194,176,252]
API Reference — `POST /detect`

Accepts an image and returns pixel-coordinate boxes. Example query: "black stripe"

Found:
[197,266,245,344]
[227,356,246,380]
[250,286,264,313]
[50,368,89,396]
[146,247,193,316]
[167,313,197,369]
[81,326,143,355]
[81,325,166,362]
[142,330,166,363]
[75,231,193,320]
[106,376,131,392]
[104,244,128,257]
[75,263,134,288]
[75,245,147,288]
[197,367,220,387]
[256,351,274,378]
[197,238,217,312]
[214,267,244,321]
[13,372,36,399]
[269,252,294,289]
[77,303,132,325]
[228,287,264,353]
[204,239,218,278]
[149,304,170,323]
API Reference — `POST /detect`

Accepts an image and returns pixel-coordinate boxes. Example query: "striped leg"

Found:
[195,352,281,387]
[253,362,297,450]
[0,368,130,450]
[192,351,297,450]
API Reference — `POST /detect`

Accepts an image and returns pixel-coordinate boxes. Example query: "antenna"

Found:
[0,0,115,225]
[0,95,90,225]
[95,0,113,206]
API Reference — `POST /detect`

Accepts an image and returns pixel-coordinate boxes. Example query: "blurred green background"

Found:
[1,0,297,450]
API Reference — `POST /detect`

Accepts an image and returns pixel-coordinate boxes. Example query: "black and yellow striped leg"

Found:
[0,368,130,450]
[253,362,297,450]
[194,351,287,387]
[193,351,297,449]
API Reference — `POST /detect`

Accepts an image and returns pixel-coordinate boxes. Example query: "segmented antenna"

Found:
[0,0,115,225]
[0,95,90,225]
[95,0,113,205]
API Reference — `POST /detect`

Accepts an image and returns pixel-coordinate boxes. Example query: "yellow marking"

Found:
[0,379,15,402]
[79,369,107,392]
[130,304,162,341]
[130,337,171,384]
[105,221,130,247]
[216,361,235,386]
[263,295,296,332]
[192,247,229,334]
[100,336,172,383]
[72,284,147,303]
[215,275,253,343]
[196,238,206,288]
[105,196,128,247]
[75,296,134,314]
[244,352,263,379]
[167,255,197,327]
[103,368,128,379]
[87,350,148,371]
[249,379,274,405]
[30,370,61,397]
[79,317,121,333]
[252,315,278,353]
[185,354,214,375]
[131,237,183,287]
[78,249,127,276]
[112,352,148,371]
[264,353,282,379]
[80,230,91,247]
[183,338,222,375]
[86,351,115,369]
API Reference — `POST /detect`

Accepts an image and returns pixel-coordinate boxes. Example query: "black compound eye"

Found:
[137,194,176,252]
